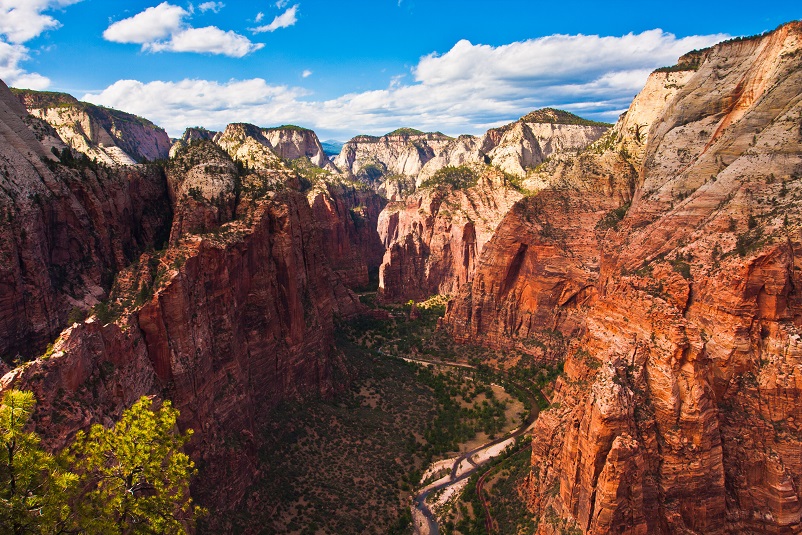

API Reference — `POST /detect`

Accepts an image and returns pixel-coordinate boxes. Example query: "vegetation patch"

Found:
[420,166,479,190]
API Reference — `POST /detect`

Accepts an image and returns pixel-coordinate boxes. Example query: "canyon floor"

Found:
[201,291,550,535]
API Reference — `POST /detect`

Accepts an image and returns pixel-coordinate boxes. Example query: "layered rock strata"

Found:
[447,22,802,534]
[0,80,172,359]
[0,144,363,512]
[377,168,526,302]
[15,89,171,164]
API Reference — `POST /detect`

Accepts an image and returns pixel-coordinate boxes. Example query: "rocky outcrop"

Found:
[377,167,526,302]
[0,79,172,360]
[14,89,171,165]
[417,109,610,183]
[261,125,334,169]
[0,146,363,514]
[446,22,802,534]
[166,141,239,244]
[334,113,608,197]
[334,129,454,183]
[444,151,636,348]
[308,181,386,289]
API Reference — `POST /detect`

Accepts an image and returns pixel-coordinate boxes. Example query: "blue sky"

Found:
[1,1,799,140]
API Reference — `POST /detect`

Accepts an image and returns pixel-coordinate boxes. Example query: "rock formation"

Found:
[0,80,172,360]
[445,21,802,534]
[335,115,609,194]
[334,129,453,185]
[308,180,386,289]
[0,137,363,514]
[377,166,525,302]
[14,89,171,165]
[417,109,610,183]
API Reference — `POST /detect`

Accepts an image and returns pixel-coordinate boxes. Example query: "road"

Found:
[402,356,542,535]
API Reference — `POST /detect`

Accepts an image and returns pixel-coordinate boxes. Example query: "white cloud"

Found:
[0,0,82,89]
[275,0,289,8]
[103,2,261,57]
[252,4,298,33]
[0,41,50,88]
[302,69,312,78]
[147,27,264,57]
[198,1,224,13]
[83,29,729,139]
[255,11,264,22]
[0,0,82,44]
[103,2,187,44]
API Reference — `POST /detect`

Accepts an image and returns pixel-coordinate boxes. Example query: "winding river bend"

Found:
[401,357,542,535]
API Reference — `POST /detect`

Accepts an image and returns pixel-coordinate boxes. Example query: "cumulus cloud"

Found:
[84,29,729,139]
[302,69,312,78]
[198,1,224,13]
[0,41,50,88]
[0,0,82,88]
[0,0,81,44]
[103,2,187,44]
[103,2,262,57]
[147,27,264,56]
[252,5,298,33]
[255,12,264,23]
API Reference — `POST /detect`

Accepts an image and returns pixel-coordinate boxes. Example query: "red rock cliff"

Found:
[0,80,171,360]
[447,22,802,534]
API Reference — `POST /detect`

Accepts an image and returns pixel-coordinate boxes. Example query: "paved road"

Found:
[403,357,542,535]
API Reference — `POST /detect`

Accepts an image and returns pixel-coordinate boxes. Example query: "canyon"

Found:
[1,20,801,535]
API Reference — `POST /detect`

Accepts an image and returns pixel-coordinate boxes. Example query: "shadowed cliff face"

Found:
[0,161,364,514]
[0,80,172,360]
[445,21,802,534]
[0,104,373,514]
[377,168,526,303]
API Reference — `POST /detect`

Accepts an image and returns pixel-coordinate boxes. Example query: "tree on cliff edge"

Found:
[0,390,76,534]
[0,391,201,534]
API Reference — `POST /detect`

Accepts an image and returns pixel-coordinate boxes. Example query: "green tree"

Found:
[0,390,76,535]
[67,397,199,534]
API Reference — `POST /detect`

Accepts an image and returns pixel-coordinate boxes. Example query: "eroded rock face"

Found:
[0,80,172,359]
[336,114,609,191]
[166,141,239,244]
[308,182,386,289]
[1,178,363,514]
[208,123,335,171]
[444,151,636,347]
[377,168,525,302]
[15,89,171,165]
[334,130,454,184]
[447,22,802,534]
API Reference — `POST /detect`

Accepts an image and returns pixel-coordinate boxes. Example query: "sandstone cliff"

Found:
[334,129,454,186]
[14,89,171,165]
[308,180,386,289]
[377,166,525,302]
[0,80,172,360]
[334,113,608,198]
[0,142,363,515]
[446,22,802,534]
[417,109,610,183]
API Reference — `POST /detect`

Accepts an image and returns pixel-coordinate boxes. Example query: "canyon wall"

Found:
[377,168,525,302]
[446,22,802,534]
[0,91,380,517]
[0,80,172,359]
[15,89,171,165]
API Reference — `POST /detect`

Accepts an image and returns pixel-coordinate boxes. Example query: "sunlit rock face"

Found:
[446,22,802,534]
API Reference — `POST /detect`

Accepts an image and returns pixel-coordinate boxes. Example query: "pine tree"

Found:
[0,390,76,535]
[66,397,200,534]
